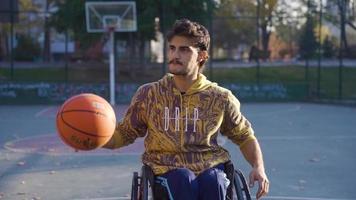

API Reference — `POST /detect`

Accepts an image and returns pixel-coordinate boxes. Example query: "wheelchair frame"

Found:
[131,163,251,200]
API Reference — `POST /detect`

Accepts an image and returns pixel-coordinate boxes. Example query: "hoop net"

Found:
[103,15,121,33]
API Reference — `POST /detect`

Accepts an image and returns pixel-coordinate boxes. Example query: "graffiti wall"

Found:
[0,82,307,104]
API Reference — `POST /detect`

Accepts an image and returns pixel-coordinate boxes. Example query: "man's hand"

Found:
[249,167,269,200]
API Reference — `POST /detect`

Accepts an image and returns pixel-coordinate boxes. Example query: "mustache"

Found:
[169,59,183,65]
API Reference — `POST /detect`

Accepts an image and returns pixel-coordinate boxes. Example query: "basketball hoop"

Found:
[103,15,121,33]
[85,1,137,105]
[106,26,117,33]
[85,2,136,33]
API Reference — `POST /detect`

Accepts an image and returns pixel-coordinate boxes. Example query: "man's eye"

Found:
[180,47,190,52]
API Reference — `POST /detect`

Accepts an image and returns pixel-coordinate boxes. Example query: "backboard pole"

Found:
[109,31,115,105]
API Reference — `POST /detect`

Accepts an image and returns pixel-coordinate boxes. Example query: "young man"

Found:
[104,19,269,200]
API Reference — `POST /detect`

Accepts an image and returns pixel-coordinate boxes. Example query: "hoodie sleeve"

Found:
[220,91,256,149]
[109,85,149,148]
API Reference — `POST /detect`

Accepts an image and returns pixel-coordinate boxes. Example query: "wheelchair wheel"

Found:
[140,165,156,200]
[140,168,149,200]
[131,172,139,200]
[234,169,251,200]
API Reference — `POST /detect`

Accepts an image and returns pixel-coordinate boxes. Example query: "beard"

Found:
[169,67,188,76]
[168,60,188,76]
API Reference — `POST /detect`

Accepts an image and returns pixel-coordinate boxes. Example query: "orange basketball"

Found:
[56,93,116,151]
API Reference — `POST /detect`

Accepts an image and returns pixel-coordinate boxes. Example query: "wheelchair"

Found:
[131,161,251,200]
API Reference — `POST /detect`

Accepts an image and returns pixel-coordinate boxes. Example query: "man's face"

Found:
[168,36,201,76]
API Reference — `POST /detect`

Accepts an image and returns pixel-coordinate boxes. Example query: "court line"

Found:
[3,134,143,156]
[247,104,302,117]
[72,196,355,200]
[259,135,356,140]
[265,196,355,200]
[73,198,129,200]
[35,106,57,118]
[217,135,356,146]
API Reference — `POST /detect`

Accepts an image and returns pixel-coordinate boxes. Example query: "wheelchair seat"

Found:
[131,161,251,200]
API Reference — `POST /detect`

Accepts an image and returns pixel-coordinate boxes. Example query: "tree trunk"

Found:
[139,36,146,74]
[261,23,271,61]
[0,31,5,60]
[339,0,351,57]
[43,0,51,62]
[43,26,51,61]
[127,32,136,79]
[3,30,10,61]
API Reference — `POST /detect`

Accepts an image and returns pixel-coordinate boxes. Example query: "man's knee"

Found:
[175,168,196,179]
[158,168,198,200]
[198,168,230,200]
[198,168,230,189]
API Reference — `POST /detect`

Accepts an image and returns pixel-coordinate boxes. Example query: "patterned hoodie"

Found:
[110,73,256,175]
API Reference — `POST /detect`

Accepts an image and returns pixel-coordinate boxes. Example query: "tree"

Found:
[324,0,356,57]
[50,0,98,50]
[13,34,41,61]
[257,0,278,60]
[0,0,41,60]
[213,0,256,59]
[273,0,308,58]
[43,0,57,62]
[158,0,216,30]
[322,36,336,58]
[49,0,216,76]
[299,16,318,59]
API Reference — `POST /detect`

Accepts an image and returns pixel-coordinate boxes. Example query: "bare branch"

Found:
[347,21,356,29]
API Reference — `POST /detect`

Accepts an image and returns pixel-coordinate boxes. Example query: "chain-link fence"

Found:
[0,0,355,104]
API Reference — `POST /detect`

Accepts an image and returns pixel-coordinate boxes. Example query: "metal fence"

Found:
[0,0,355,104]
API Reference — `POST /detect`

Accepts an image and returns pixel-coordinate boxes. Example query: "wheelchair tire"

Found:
[141,167,149,200]
[234,169,251,200]
[131,172,139,200]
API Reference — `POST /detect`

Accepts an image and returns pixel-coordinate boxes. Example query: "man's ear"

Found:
[198,50,209,62]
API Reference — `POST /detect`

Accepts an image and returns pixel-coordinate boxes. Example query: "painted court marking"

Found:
[4,134,144,156]
[4,133,356,156]
[265,196,355,200]
[72,196,355,200]
[35,106,58,118]
[247,104,302,117]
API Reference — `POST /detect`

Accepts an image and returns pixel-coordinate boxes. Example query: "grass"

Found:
[1,65,355,100]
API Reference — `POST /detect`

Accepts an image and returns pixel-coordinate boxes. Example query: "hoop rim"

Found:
[85,1,137,33]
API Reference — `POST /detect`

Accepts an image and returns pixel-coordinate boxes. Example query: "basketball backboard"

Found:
[85,1,137,33]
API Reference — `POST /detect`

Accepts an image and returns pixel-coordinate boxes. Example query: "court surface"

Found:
[0,103,356,200]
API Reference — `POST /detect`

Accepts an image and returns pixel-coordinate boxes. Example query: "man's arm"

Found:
[102,135,116,149]
[220,91,269,199]
[240,139,269,200]
[102,85,149,149]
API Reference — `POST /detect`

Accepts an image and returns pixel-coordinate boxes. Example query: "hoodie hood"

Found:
[159,73,217,95]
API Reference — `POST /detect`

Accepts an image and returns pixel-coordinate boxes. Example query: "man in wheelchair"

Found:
[103,18,269,200]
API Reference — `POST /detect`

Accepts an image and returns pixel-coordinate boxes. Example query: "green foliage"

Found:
[49,0,216,52]
[50,0,100,50]
[299,17,319,59]
[322,36,336,58]
[13,35,41,61]
[160,0,217,31]
[213,0,255,49]
[135,0,157,40]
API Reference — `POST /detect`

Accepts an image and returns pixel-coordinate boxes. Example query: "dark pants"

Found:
[155,164,230,200]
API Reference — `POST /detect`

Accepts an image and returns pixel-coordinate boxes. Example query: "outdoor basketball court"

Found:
[0,103,355,200]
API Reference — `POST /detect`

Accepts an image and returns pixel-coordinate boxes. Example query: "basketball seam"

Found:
[61,110,108,118]
[63,109,116,125]
[60,111,113,138]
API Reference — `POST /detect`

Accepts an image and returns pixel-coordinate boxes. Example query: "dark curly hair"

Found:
[167,19,210,68]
